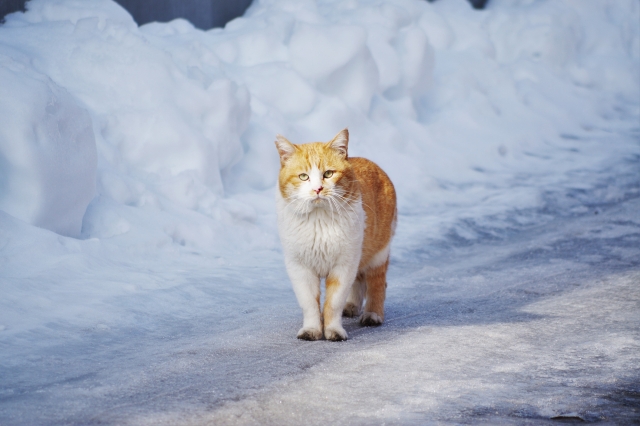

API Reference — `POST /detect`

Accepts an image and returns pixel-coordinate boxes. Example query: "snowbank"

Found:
[0,0,637,248]
[0,0,638,339]
[0,55,96,237]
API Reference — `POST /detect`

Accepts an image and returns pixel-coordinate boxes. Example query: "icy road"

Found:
[2,187,639,425]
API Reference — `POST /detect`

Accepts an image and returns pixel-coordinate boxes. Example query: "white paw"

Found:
[297,327,322,341]
[360,312,383,326]
[324,326,348,341]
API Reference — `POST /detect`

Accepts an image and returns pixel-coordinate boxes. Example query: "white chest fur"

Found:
[276,192,365,278]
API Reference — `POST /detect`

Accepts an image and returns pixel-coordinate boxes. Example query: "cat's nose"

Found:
[314,186,323,194]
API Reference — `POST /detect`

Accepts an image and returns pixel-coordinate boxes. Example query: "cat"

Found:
[275,129,396,341]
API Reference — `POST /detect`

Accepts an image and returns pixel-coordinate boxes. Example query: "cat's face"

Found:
[275,129,357,212]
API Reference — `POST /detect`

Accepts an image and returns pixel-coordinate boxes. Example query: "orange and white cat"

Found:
[275,129,396,341]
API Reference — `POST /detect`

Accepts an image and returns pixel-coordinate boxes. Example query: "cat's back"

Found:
[349,157,395,199]
[348,157,396,268]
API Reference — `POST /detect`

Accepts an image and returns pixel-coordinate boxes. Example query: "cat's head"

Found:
[275,129,358,211]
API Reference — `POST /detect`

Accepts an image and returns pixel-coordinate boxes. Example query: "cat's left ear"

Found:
[327,128,349,158]
[275,135,296,165]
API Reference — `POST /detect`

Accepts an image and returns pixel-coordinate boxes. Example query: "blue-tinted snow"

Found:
[0,0,639,424]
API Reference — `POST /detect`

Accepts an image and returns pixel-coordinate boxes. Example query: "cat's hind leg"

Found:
[361,257,389,326]
[286,261,322,340]
[343,272,365,317]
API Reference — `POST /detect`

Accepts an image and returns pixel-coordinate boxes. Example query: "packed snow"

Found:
[0,0,639,424]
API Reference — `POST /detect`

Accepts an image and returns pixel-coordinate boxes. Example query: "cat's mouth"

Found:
[312,193,325,203]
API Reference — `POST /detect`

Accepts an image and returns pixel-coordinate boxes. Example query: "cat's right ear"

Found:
[275,135,296,165]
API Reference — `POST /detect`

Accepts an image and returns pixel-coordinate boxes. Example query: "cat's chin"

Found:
[305,196,328,205]
[287,198,329,215]
[311,199,334,210]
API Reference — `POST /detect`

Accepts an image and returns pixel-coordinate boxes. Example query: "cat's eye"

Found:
[323,170,334,179]
[299,173,309,181]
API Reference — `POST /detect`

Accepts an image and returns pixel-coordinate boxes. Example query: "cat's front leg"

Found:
[286,261,322,340]
[324,266,358,341]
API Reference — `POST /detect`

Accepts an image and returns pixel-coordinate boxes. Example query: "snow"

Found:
[0,57,96,237]
[0,0,639,423]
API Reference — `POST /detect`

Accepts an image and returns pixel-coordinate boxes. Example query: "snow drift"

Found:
[0,0,638,342]
[0,55,96,237]
[1,0,637,249]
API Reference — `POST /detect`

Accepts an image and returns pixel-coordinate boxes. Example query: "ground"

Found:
[1,188,638,425]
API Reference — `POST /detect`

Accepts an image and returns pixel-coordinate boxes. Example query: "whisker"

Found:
[333,188,372,212]
[327,197,338,224]
[328,193,358,223]
[328,196,363,242]
[330,192,361,220]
